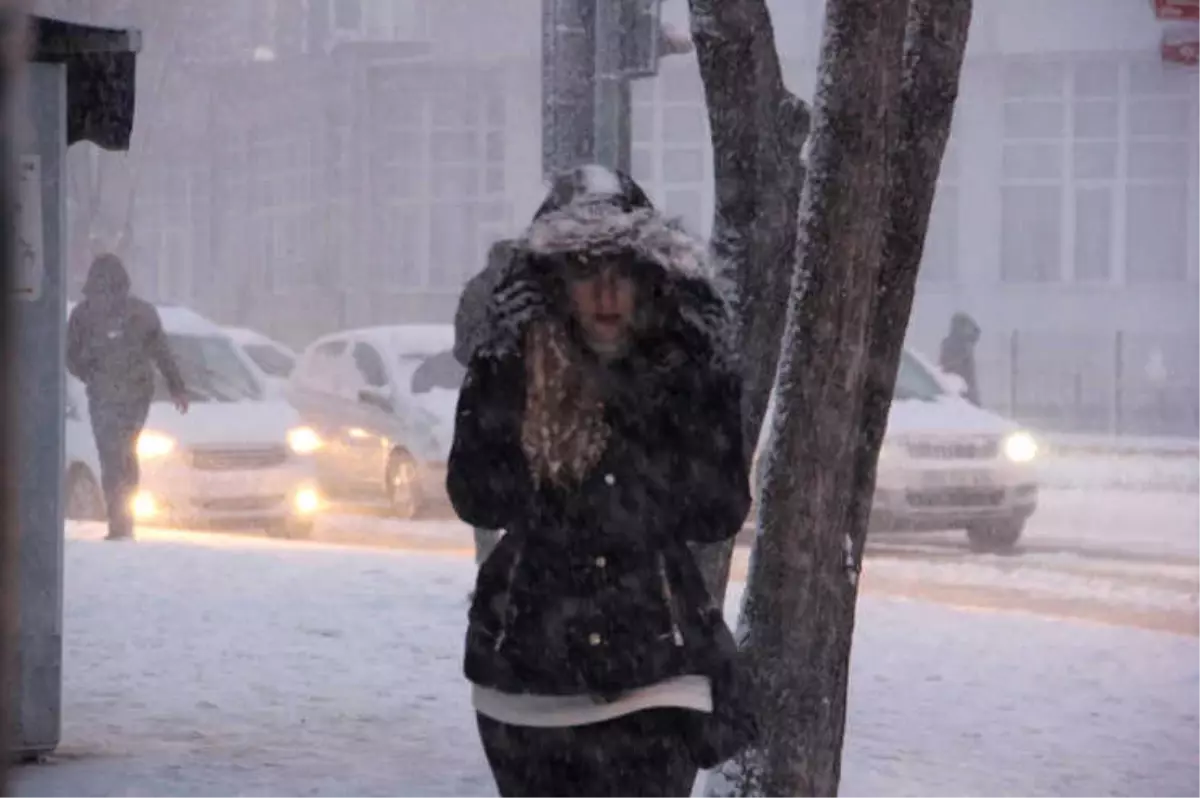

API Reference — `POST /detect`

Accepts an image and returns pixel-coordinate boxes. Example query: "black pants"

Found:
[88,398,150,538]
[477,709,699,797]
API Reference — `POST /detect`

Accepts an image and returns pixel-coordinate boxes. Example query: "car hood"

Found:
[887,395,1017,438]
[143,399,301,448]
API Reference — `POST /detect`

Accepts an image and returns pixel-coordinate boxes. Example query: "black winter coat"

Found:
[447,198,751,698]
[67,254,185,408]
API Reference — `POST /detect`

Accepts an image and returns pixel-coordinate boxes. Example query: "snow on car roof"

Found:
[358,324,455,357]
[224,326,297,355]
[67,301,226,338]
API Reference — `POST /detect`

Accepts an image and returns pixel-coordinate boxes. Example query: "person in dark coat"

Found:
[454,239,518,565]
[939,311,982,406]
[66,253,188,540]
[447,165,751,797]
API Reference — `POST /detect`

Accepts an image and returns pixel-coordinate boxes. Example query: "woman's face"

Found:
[566,264,638,357]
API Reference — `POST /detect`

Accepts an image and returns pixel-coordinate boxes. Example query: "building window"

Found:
[370,65,510,291]
[1000,58,1198,285]
[1124,60,1196,284]
[248,129,318,293]
[631,65,710,236]
[1000,59,1067,283]
[332,0,363,33]
[920,137,959,283]
[1069,60,1119,282]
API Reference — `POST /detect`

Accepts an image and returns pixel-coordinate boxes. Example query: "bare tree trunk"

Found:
[709,0,973,795]
[0,4,30,792]
[849,0,974,546]
[686,0,809,605]
[718,0,910,793]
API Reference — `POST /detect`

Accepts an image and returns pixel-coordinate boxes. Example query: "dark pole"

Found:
[541,0,596,177]
[0,2,30,791]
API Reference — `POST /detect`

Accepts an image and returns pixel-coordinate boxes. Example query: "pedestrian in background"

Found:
[66,253,188,540]
[940,310,982,406]
[453,238,518,565]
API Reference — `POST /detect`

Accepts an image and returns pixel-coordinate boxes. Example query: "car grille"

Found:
[192,495,286,512]
[904,438,999,460]
[190,446,288,471]
[906,488,1005,508]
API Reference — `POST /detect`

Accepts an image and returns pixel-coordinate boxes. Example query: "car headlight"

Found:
[287,426,324,454]
[1003,431,1038,463]
[136,431,176,460]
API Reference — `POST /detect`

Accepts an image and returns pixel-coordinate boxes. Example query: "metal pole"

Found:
[0,1,31,787]
[592,0,626,172]
[541,0,596,177]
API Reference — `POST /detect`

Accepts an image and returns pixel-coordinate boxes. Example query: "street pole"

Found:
[0,1,30,788]
[541,0,596,177]
[591,0,629,173]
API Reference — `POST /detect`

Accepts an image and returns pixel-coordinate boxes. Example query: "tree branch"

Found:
[686,0,809,608]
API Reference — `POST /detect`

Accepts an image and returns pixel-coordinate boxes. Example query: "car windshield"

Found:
[154,334,264,403]
[244,343,295,378]
[408,350,466,394]
[894,351,946,403]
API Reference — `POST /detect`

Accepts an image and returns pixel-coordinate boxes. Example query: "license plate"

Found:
[921,469,993,489]
[199,472,258,498]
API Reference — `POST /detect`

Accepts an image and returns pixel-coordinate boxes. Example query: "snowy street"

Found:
[12,510,1199,797]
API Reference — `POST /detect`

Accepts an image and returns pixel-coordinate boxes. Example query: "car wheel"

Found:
[266,518,314,541]
[65,466,105,521]
[966,519,1024,553]
[386,451,421,520]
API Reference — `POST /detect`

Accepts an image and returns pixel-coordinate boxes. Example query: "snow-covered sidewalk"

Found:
[13,525,1199,797]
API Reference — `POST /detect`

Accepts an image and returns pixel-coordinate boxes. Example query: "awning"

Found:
[28,15,142,151]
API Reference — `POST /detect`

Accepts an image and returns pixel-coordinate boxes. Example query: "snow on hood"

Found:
[887,395,1017,437]
[144,399,301,448]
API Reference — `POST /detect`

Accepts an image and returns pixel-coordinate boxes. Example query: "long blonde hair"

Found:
[520,321,611,486]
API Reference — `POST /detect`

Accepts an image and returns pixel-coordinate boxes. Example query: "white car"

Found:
[757,348,1039,552]
[65,303,326,538]
[224,326,298,397]
[286,324,464,518]
[872,348,1039,550]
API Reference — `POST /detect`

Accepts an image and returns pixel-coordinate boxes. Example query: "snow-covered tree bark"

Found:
[686,0,809,605]
[709,0,973,795]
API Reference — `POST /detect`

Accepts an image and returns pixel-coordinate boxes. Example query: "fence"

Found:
[984,330,1199,438]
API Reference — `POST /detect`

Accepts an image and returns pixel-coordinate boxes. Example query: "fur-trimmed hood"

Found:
[481,167,735,369]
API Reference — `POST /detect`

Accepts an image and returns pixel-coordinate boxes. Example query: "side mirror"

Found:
[358,387,394,414]
[942,373,969,397]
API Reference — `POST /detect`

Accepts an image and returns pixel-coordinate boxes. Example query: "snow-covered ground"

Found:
[13,524,1199,797]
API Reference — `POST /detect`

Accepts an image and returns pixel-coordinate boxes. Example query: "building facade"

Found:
[59,0,1199,436]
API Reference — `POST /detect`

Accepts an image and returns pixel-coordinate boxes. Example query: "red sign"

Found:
[1156,23,1200,64]
[1161,36,1200,64]
[1154,0,1200,21]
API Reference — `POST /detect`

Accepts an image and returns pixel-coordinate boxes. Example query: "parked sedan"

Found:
[755,347,1039,552]
[286,324,464,518]
[225,326,298,397]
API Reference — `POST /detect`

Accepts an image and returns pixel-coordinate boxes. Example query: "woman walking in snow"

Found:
[447,165,752,797]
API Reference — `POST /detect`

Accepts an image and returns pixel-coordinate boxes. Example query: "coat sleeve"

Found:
[143,305,186,397]
[65,304,93,383]
[671,367,751,544]
[446,351,533,531]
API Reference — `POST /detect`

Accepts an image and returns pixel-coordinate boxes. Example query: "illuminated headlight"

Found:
[293,487,322,515]
[1003,431,1038,463]
[287,426,324,454]
[136,431,176,460]
[130,491,159,519]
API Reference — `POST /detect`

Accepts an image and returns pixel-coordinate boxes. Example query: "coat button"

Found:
[604,473,616,486]
[588,632,602,646]
[595,556,607,568]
